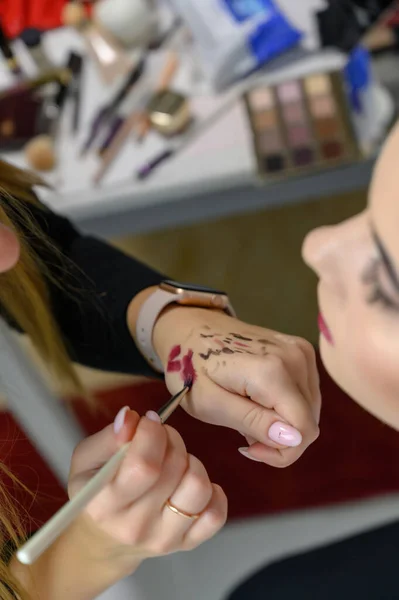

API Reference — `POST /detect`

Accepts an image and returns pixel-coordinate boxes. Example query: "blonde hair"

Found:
[0,159,83,598]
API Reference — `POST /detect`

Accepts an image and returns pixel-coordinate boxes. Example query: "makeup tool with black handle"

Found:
[0,18,23,77]
[81,57,145,155]
[16,382,191,566]
[67,52,84,134]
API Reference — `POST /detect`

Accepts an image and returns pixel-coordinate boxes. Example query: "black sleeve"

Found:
[22,202,166,377]
[226,520,399,600]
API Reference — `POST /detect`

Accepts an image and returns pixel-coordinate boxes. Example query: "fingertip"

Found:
[238,447,264,463]
[145,410,161,423]
[114,406,129,435]
[268,422,302,448]
[114,407,140,443]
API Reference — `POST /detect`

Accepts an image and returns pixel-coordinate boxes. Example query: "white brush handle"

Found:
[16,443,129,565]
[16,386,189,565]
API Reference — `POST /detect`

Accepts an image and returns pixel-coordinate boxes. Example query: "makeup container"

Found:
[93,0,159,48]
[245,70,361,180]
[147,90,191,136]
[135,50,179,142]
[0,90,43,150]
[0,69,70,101]
[168,0,301,90]
[20,28,54,74]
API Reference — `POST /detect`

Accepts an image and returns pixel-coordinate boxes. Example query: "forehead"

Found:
[370,121,399,254]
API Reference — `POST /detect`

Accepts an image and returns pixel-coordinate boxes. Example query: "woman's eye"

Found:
[362,258,399,313]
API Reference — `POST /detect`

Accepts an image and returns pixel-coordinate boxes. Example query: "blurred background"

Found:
[1,1,399,598]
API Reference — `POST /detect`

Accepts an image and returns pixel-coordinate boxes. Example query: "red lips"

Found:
[318,313,334,345]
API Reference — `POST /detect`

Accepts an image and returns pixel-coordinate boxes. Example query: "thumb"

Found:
[70,407,140,477]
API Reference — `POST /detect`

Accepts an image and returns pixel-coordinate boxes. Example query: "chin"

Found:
[319,341,356,402]
[320,341,399,431]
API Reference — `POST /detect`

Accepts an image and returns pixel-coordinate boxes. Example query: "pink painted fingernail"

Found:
[145,410,161,423]
[114,406,129,434]
[238,448,263,463]
[268,422,302,447]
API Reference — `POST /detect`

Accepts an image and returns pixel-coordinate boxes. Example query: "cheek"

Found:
[337,310,399,429]
[0,225,20,272]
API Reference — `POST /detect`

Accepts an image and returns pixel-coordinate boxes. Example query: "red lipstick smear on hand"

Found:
[167,345,182,372]
[166,345,197,388]
[234,341,249,348]
[318,313,334,345]
[182,350,196,388]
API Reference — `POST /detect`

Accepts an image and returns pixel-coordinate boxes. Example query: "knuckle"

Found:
[293,339,318,369]
[167,450,188,478]
[186,470,211,499]
[303,339,316,357]
[124,524,144,546]
[262,354,285,378]
[70,446,82,472]
[85,494,112,523]
[243,405,267,433]
[309,424,320,443]
[122,459,161,488]
[293,336,314,352]
[149,538,175,556]
[165,425,186,450]
[272,451,299,469]
[204,507,227,533]
[301,420,320,443]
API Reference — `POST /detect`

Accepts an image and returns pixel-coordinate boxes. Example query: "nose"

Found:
[302,212,367,289]
[0,224,20,272]
[302,225,338,281]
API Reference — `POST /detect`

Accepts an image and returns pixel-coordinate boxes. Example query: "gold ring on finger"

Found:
[165,499,201,521]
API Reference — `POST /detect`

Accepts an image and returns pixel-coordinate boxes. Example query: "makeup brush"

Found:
[16,382,192,566]
[0,19,23,77]
[93,110,140,184]
[81,56,145,156]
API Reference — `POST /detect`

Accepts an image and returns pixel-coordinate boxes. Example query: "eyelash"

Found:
[363,258,399,313]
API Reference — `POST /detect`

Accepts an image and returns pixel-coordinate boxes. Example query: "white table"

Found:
[0,28,380,239]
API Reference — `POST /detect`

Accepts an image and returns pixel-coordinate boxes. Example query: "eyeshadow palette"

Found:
[245,71,361,179]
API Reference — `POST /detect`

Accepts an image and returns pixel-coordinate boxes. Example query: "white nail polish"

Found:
[114,406,129,434]
[145,410,161,423]
[238,447,263,463]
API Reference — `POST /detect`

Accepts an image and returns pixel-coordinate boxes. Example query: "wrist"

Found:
[127,284,232,370]
[127,285,159,341]
[153,305,224,365]
[11,518,143,600]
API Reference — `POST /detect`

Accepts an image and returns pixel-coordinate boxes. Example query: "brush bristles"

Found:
[184,375,193,390]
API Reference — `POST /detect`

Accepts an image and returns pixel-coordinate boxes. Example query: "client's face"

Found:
[303,120,399,429]
[0,224,19,272]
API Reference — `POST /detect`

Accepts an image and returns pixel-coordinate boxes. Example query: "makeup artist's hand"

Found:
[68,408,227,574]
[153,308,321,468]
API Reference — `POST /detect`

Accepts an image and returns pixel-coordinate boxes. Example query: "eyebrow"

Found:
[372,227,399,292]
